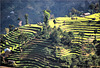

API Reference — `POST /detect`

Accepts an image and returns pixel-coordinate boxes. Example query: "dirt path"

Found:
[0,66,14,68]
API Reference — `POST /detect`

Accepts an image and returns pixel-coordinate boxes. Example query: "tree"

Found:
[76,10,81,15]
[50,28,61,46]
[25,14,29,24]
[46,9,51,13]
[61,31,71,45]
[36,22,52,39]
[89,3,95,14]
[47,25,51,33]
[41,23,50,39]
[53,19,56,24]
[68,31,74,39]
[71,8,77,16]
[71,8,81,16]
[9,24,14,31]
[94,3,100,13]
[89,3,100,13]
[54,30,61,44]
[43,10,50,26]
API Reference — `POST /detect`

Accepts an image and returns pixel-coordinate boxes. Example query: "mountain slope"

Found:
[0,0,99,34]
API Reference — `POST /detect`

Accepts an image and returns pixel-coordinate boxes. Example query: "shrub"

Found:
[43,10,50,26]
[68,31,74,39]
[18,33,28,44]
[53,19,56,24]
[65,15,68,17]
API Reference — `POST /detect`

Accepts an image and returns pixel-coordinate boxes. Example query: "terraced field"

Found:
[6,39,62,68]
[48,13,100,44]
[0,24,62,68]
[64,22,100,44]
[1,24,41,54]
[0,24,41,66]
[0,13,100,67]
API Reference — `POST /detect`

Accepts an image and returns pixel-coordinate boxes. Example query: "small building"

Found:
[83,13,90,16]
[80,15,85,17]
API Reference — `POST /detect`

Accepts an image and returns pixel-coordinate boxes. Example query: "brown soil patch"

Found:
[0,66,14,68]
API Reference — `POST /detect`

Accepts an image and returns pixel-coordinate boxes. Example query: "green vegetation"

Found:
[71,7,81,16]
[9,24,14,31]
[89,3,100,13]
[43,10,50,26]
[25,14,29,24]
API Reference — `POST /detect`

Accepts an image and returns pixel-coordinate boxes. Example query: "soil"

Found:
[0,66,14,68]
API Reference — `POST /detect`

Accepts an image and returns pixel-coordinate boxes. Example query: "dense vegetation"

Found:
[0,2,100,68]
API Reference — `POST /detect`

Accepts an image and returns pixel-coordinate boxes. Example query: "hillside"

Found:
[48,13,100,43]
[0,0,99,34]
[0,13,100,68]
